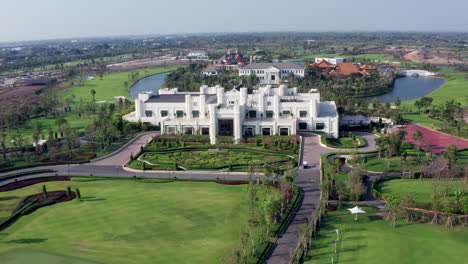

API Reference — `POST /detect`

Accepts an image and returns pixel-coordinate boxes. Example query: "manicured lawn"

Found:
[456,150,468,168]
[326,136,364,149]
[376,179,467,202]
[0,179,250,264]
[304,207,468,264]
[400,73,468,108]
[60,66,179,103]
[364,143,424,173]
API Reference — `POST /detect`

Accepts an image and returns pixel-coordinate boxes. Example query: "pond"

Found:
[131,73,445,104]
[129,72,170,99]
[366,77,445,103]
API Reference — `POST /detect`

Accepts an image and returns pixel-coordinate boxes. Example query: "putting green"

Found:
[304,207,468,264]
[0,179,250,264]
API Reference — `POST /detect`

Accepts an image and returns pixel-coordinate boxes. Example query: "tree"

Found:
[412,130,423,161]
[395,96,401,109]
[91,89,96,102]
[0,131,7,161]
[385,195,400,227]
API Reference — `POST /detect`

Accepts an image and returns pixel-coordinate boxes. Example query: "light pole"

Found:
[166,167,171,179]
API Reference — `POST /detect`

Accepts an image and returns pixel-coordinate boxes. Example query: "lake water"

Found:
[130,72,445,104]
[366,77,445,103]
[129,72,170,99]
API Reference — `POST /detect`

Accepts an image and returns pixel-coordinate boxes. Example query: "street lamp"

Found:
[166,167,171,179]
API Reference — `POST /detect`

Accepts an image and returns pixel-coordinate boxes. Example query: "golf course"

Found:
[304,206,468,264]
[0,179,251,264]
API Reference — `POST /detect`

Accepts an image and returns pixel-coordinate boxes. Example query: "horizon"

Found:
[0,0,467,43]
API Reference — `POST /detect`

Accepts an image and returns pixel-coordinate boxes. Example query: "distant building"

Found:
[330,62,359,76]
[314,57,346,65]
[202,66,223,76]
[187,50,210,60]
[239,62,305,85]
[310,59,335,69]
[214,50,249,67]
[123,85,339,144]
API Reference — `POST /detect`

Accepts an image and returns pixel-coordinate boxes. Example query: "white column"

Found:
[234,105,242,143]
[209,105,217,144]
[216,87,224,105]
[200,94,206,119]
[185,94,192,119]
[274,95,280,119]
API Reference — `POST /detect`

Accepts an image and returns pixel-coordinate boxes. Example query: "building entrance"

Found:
[218,119,234,136]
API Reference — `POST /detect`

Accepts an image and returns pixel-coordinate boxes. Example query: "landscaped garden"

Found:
[0,179,252,264]
[127,135,300,172]
[303,206,468,264]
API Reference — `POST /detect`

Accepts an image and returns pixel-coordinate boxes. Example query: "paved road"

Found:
[265,132,378,264]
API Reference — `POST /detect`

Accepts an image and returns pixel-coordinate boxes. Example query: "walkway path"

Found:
[265,132,378,264]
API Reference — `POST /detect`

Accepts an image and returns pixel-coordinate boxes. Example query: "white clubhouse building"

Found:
[124,85,339,144]
[239,62,305,85]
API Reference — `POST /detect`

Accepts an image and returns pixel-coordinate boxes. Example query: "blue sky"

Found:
[0,0,466,42]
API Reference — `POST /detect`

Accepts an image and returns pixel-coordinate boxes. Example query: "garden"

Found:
[127,135,300,172]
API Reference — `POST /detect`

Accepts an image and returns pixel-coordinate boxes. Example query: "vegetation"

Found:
[303,206,468,264]
[0,180,252,264]
[127,135,299,172]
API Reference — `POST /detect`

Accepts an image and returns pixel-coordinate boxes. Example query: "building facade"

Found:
[124,85,339,144]
[239,62,305,85]
[314,57,346,65]
[187,50,210,60]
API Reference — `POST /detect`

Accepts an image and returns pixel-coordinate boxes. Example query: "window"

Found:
[299,111,307,118]
[316,123,325,130]
[176,110,184,118]
[282,110,290,117]
[166,127,176,134]
[193,102,198,106]
[160,110,168,117]
[145,110,153,117]
[192,110,199,118]
[298,123,308,130]
[229,101,235,105]
[201,127,210,135]
[248,110,256,118]
[279,128,289,136]
[244,127,254,136]
[266,110,273,118]
[262,128,271,136]
[267,101,272,106]
[184,127,193,135]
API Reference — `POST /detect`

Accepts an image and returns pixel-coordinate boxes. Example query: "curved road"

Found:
[0,131,379,264]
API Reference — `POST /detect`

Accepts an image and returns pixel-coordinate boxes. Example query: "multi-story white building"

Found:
[123,85,339,144]
[239,62,305,85]
[187,50,210,60]
[314,57,346,65]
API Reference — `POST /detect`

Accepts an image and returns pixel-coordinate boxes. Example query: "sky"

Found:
[0,0,467,42]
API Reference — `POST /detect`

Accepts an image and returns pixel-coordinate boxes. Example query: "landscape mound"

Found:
[0,176,71,192]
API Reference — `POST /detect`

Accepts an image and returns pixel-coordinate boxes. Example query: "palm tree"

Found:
[412,130,423,161]
[91,89,96,102]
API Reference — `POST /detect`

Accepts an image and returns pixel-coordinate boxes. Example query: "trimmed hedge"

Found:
[0,169,55,181]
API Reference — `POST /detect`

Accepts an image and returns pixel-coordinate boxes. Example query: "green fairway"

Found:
[0,179,250,264]
[304,207,468,264]
[364,143,424,173]
[60,66,179,103]
[456,150,468,168]
[376,179,467,202]
[400,73,468,108]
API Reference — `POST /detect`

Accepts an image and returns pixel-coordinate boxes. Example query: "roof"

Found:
[335,62,359,75]
[318,102,338,118]
[146,94,186,103]
[202,66,221,72]
[234,84,254,94]
[146,94,217,103]
[310,59,334,68]
[240,62,305,70]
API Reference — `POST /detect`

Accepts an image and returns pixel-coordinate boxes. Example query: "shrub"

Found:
[76,188,81,199]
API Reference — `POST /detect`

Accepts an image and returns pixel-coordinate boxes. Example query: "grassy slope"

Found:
[60,66,179,103]
[0,180,249,264]
[400,73,468,108]
[304,207,468,264]
[456,150,468,168]
[376,179,467,202]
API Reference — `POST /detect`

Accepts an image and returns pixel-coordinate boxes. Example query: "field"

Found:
[304,206,468,264]
[60,66,179,103]
[376,179,467,202]
[0,179,250,264]
[400,73,468,108]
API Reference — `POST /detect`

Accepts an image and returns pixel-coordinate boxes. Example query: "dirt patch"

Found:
[24,190,76,204]
[0,176,71,192]
[0,84,44,107]
[403,49,468,65]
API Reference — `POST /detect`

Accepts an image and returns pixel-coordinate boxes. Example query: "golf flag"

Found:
[335,229,339,240]
[332,241,336,245]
